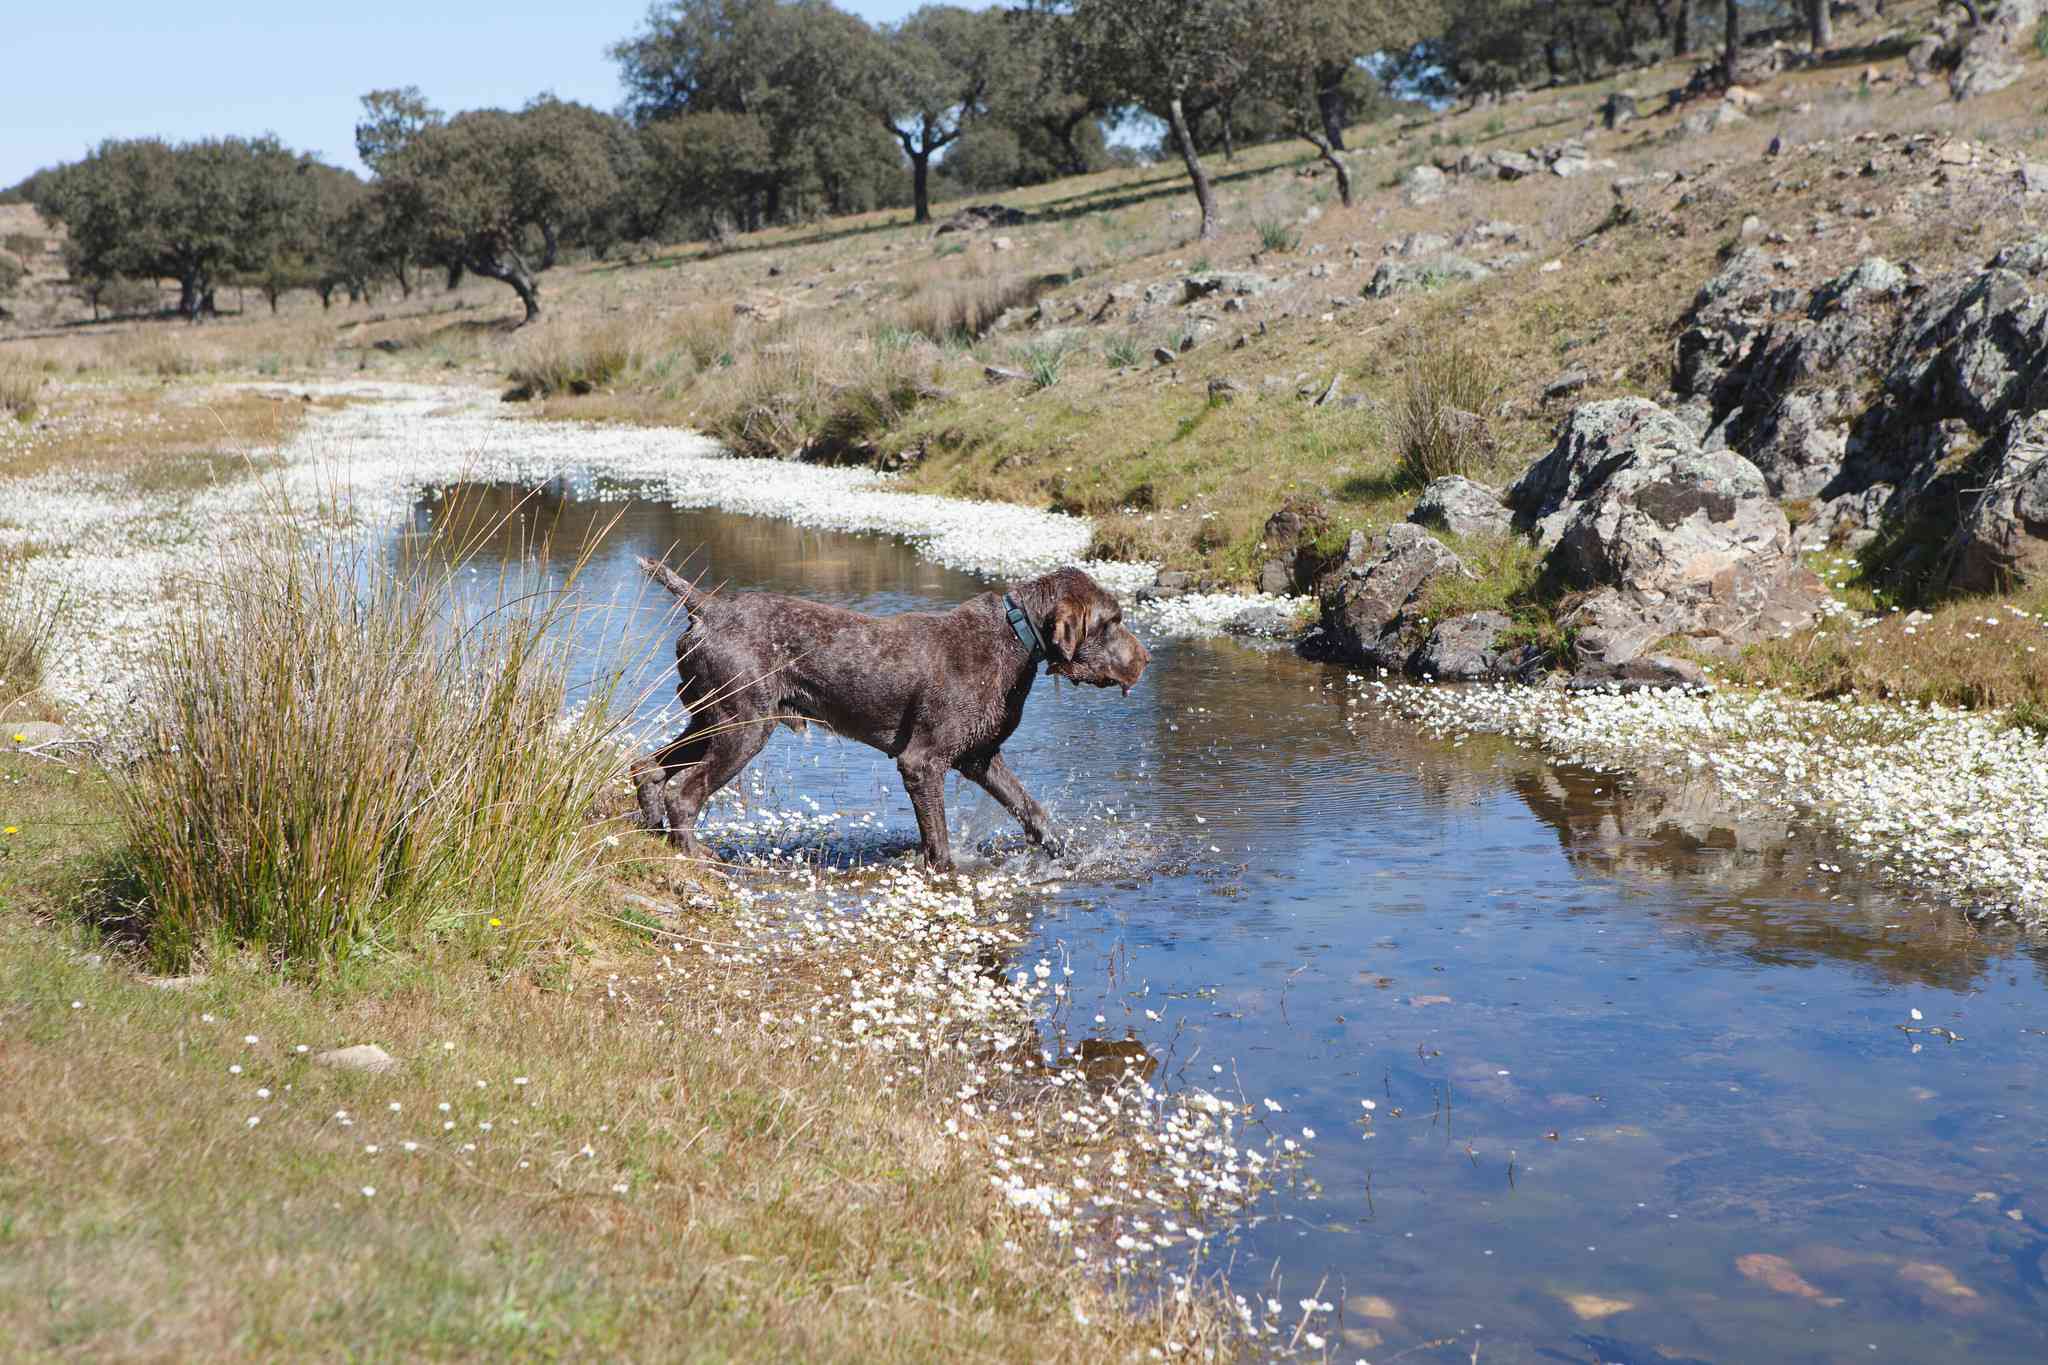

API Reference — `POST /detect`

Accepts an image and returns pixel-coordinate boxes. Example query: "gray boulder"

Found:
[1567,654,1709,692]
[1810,256,1907,314]
[1883,251,2048,433]
[1409,476,1512,539]
[1315,525,1470,670]
[1413,611,1531,681]
[1507,398,1700,545]
[1546,438,1827,662]
[1386,231,1451,258]
[1739,391,1850,501]
[1945,409,2048,593]
[1454,220,1529,249]
[1365,254,1492,298]
[1951,0,2041,99]
[1225,600,1303,637]
[1484,149,1539,180]
[1401,163,1448,204]
[1183,272,1274,302]
[1507,399,1828,664]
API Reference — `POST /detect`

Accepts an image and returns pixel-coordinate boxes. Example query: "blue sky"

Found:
[1,1,971,188]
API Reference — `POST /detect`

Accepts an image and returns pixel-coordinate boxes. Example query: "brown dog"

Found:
[632,561,1151,871]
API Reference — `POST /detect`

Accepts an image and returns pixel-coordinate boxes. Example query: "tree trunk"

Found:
[445,260,464,291]
[469,247,541,325]
[395,259,412,297]
[1220,99,1237,163]
[1316,67,1349,151]
[1809,0,1833,47]
[539,221,559,271]
[911,152,932,225]
[1165,96,1219,241]
[1723,0,1741,84]
[1056,108,1092,176]
[1675,0,1694,55]
[1305,131,1353,207]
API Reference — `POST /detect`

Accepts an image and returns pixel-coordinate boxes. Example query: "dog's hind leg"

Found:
[632,719,714,839]
[657,716,777,858]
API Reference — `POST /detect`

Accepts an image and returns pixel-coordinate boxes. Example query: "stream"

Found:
[410,481,2048,1364]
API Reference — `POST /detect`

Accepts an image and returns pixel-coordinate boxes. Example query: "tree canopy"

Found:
[34,136,319,318]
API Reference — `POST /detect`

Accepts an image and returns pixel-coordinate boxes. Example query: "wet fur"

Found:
[632,562,1151,872]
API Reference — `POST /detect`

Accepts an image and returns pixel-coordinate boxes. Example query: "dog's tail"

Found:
[639,557,715,614]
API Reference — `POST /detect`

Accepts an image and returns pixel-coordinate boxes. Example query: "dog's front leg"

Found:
[958,751,1059,855]
[897,754,954,873]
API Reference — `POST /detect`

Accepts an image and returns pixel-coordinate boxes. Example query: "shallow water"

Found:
[416,484,2048,1363]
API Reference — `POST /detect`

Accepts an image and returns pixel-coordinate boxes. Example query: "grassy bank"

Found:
[0,815,1215,1359]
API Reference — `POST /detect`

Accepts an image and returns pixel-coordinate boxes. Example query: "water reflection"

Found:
[414,485,2048,1364]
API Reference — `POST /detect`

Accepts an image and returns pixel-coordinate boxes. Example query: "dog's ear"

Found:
[1049,588,1088,662]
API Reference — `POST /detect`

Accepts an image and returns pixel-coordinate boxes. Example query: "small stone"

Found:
[1560,1292,1634,1321]
[1151,347,1178,367]
[313,1045,398,1075]
[1544,368,1591,401]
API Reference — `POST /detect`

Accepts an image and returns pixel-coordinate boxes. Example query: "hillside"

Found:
[5,0,2047,713]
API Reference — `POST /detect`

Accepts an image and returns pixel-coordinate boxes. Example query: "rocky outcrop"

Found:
[1944,409,2048,593]
[1366,254,1492,298]
[1253,502,1328,595]
[1183,272,1274,303]
[1312,525,1470,671]
[1951,0,2042,100]
[1669,236,2048,583]
[1412,611,1537,681]
[1508,399,1827,665]
[1409,476,1512,539]
[1508,398,1701,544]
[934,204,1030,234]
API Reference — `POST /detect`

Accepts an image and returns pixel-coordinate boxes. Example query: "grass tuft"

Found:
[0,547,60,722]
[1394,337,1502,487]
[118,500,631,971]
[506,322,641,398]
[0,356,39,422]
[1254,219,1301,253]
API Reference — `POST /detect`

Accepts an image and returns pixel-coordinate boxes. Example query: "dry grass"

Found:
[1709,570,2048,715]
[505,321,647,398]
[0,356,40,422]
[0,383,314,488]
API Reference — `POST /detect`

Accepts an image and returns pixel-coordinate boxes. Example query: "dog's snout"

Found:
[1111,625,1151,687]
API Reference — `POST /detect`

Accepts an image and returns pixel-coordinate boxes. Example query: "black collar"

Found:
[1004,593,1050,669]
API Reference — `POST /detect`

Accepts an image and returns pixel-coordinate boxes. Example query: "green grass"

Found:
[1254,220,1300,253]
